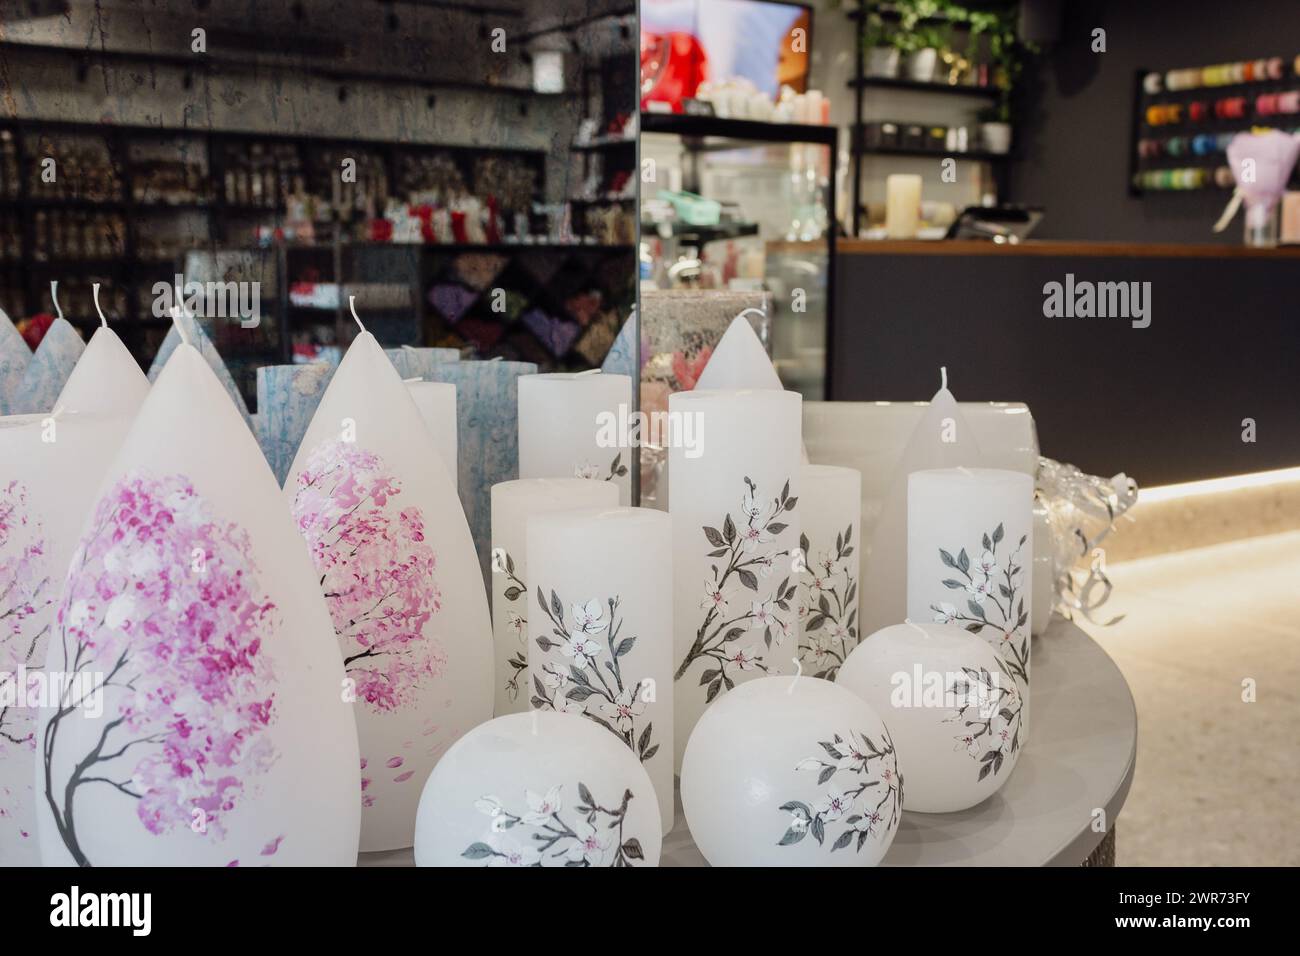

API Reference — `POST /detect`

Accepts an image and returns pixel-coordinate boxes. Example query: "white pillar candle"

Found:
[907,467,1034,706]
[517,371,632,505]
[0,411,134,866]
[669,388,802,771]
[885,174,922,240]
[525,506,674,833]
[489,478,619,717]
[796,464,862,680]
[404,380,458,487]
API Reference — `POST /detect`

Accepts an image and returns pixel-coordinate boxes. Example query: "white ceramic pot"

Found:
[982,121,1012,154]
[866,46,900,79]
[681,676,902,866]
[838,621,1026,813]
[906,48,939,83]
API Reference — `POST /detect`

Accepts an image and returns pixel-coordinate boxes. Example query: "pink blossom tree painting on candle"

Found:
[42,473,280,867]
[291,440,445,805]
[0,480,53,842]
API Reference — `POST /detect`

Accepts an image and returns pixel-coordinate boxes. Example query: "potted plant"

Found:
[892,0,949,84]
[862,11,901,78]
[978,101,1012,153]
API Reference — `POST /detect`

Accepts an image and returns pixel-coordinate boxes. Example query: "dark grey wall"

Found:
[1009,0,1300,242]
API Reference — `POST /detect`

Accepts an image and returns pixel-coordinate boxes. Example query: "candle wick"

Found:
[575,368,602,378]
[903,618,930,639]
[402,376,421,383]
[402,344,416,351]
[92,283,107,328]
[785,656,804,694]
[348,295,366,334]
[50,281,63,324]
[940,366,948,390]
[169,306,192,348]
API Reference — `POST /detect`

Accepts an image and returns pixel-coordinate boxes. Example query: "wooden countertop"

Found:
[836,239,1300,258]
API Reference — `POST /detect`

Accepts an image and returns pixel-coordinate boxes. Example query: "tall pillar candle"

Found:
[0,308,32,415]
[907,467,1034,716]
[885,174,922,240]
[385,346,460,379]
[795,464,862,680]
[489,478,619,717]
[517,371,632,504]
[405,380,458,486]
[256,364,336,485]
[525,506,674,832]
[669,388,802,771]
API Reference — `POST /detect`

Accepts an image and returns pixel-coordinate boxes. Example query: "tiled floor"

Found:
[1076,530,1300,866]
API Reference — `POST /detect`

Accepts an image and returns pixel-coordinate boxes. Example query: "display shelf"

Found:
[570,136,636,153]
[855,141,1013,162]
[357,617,1136,868]
[641,220,761,242]
[849,75,1000,98]
[641,111,837,147]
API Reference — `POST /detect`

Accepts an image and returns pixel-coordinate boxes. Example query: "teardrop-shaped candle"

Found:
[0,307,31,415]
[12,319,84,415]
[55,325,149,417]
[0,410,134,866]
[36,344,361,866]
[147,312,252,428]
[694,311,783,391]
[857,369,984,638]
[286,331,493,852]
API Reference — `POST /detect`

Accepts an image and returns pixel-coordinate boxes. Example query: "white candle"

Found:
[694,311,782,391]
[489,477,619,717]
[907,467,1034,709]
[55,324,149,417]
[404,380,458,487]
[517,371,632,505]
[669,388,802,771]
[795,464,862,680]
[525,506,675,833]
[885,174,922,240]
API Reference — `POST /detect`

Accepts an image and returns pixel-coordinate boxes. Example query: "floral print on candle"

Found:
[531,589,661,765]
[675,477,798,699]
[778,728,903,855]
[573,451,629,483]
[797,524,859,680]
[42,473,280,867]
[496,550,529,704]
[929,523,1031,685]
[945,663,1025,781]
[462,783,648,867]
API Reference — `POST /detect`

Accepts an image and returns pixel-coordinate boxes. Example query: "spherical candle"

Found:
[838,621,1026,812]
[517,371,632,505]
[413,711,662,867]
[36,343,360,866]
[680,676,902,866]
[526,506,674,832]
[489,478,618,717]
[404,380,458,486]
[285,330,492,852]
[796,464,862,680]
[669,388,802,772]
[0,411,134,866]
[906,467,1034,711]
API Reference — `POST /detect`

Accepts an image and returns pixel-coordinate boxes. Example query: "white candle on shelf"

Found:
[404,379,458,487]
[517,371,632,505]
[795,464,862,680]
[525,506,674,832]
[907,467,1034,719]
[489,478,619,717]
[669,388,802,771]
[885,174,922,239]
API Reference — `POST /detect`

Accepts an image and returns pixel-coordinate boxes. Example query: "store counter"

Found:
[831,240,1300,485]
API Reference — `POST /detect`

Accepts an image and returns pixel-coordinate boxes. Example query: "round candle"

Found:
[404,380,458,487]
[669,388,802,771]
[906,467,1034,711]
[796,464,862,680]
[489,478,619,717]
[517,371,632,505]
[525,506,674,832]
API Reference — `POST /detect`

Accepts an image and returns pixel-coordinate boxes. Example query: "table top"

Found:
[360,617,1136,868]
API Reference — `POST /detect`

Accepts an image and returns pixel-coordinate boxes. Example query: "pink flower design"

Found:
[292,440,446,715]
[42,473,280,866]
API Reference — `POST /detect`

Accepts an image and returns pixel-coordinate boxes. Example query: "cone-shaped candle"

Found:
[693,310,783,391]
[858,368,983,638]
[12,318,83,415]
[285,316,492,852]
[0,307,31,415]
[35,340,361,866]
[0,410,134,866]
[147,310,252,429]
[55,296,149,417]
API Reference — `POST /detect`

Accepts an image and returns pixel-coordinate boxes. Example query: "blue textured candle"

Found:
[11,318,84,415]
[255,363,338,485]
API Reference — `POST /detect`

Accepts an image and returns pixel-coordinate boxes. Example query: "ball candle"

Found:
[517,371,633,505]
[525,506,675,832]
[489,478,619,717]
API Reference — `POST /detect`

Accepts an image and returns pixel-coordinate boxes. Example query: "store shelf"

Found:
[641,220,761,243]
[640,112,837,147]
[856,142,1014,162]
[849,76,1001,98]
[571,136,636,153]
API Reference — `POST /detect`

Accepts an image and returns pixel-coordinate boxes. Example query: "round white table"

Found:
[361,617,1136,867]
